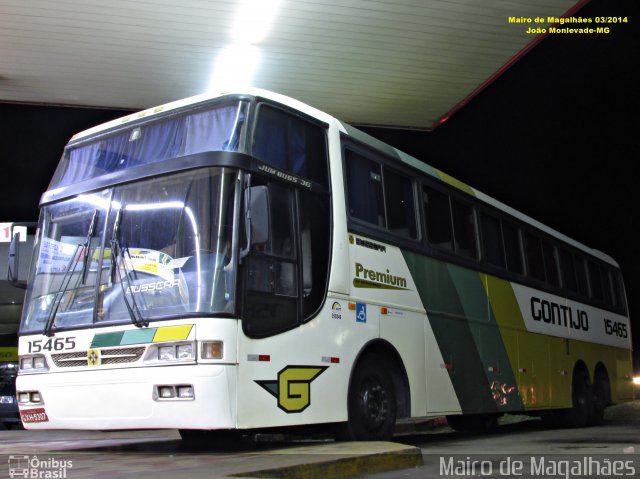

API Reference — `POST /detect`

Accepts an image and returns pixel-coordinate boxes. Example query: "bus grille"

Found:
[51,347,146,367]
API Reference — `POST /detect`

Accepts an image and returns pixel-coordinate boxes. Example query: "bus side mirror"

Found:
[249,186,270,246]
[8,231,27,290]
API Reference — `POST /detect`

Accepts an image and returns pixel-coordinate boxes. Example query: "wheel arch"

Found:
[572,359,591,383]
[350,339,411,419]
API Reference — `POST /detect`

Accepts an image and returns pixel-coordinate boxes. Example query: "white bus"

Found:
[13,89,633,441]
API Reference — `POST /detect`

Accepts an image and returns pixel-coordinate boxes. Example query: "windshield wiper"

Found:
[109,210,148,328]
[43,210,98,337]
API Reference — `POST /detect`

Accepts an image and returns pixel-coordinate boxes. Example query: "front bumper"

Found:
[17,364,236,430]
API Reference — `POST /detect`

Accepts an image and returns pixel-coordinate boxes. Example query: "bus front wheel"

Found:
[338,354,397,441]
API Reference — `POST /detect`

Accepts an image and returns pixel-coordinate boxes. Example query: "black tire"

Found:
[446,414,498,432]
[338,354,397,441]
[588,371,610,426]
[560,369,592,427]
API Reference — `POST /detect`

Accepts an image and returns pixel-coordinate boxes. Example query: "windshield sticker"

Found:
[167,256,191,269]
[37,237,80,274]
[256,365,328,413]
[90,324,194,348]
[124,248,175,282]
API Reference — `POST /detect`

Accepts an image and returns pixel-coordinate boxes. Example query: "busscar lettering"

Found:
[127,279,180,294]
[530,297,588,331]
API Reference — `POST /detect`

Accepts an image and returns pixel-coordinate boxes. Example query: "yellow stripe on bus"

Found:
[152,325,193,342]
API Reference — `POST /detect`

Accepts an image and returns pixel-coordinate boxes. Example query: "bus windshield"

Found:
[20,167,239,334]
[50,100,248,188]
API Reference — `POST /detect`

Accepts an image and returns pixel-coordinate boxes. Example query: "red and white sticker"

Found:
[20,408,49,423]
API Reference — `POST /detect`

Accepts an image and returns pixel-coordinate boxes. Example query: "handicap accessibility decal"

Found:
[356,303,366,323]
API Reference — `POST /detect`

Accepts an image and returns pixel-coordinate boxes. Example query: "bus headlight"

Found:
[176,344,194,360]
[19,355,49,373]
[144,342,196,364]
[158,346,176,361]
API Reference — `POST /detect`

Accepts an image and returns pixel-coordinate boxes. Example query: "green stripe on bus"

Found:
[91,332,125,348]
[402,251,498,414]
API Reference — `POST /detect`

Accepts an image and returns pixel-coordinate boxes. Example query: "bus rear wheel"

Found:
[588,369,610,426]
[560,368,592,428]
[338,354,397,441]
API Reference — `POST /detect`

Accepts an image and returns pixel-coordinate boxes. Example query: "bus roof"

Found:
[68,88,618,268]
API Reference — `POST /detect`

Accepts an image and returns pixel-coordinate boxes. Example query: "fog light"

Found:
[30,392,42,403]
[177,385,194,399]
[158,386,175,399]
[18,392,30,404]
[202,341,224,360]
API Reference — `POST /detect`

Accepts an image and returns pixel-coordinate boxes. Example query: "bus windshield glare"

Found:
[21,167,239,334]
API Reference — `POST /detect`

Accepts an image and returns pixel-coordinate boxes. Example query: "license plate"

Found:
[0,395,14,404]
[20,407,49,423]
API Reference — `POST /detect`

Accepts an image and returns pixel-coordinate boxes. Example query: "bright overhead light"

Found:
[206,0,280,94]
[208,44,260,92]
[232,0,283,44]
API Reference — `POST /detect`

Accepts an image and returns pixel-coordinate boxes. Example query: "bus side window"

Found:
[423,185,453,251]
[559,248,578,293]
[524,233,545,282]
[575,256,589,297]
[451,199,478,259]
[346,150,385,227]
[299,190,330,320]
[480,212,505,268]
[502,221,523,275]
[242,182,299,337]
[384,168,417,238]
[587,260,605,302]
[542,240,559,287]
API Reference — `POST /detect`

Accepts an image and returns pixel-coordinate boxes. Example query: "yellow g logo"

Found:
[256,365,328,413]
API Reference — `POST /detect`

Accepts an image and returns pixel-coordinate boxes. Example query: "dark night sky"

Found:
[0,0,638,367]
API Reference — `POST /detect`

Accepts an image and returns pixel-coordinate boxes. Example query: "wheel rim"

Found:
[360,376,389,431]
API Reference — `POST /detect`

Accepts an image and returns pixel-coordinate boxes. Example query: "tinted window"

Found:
[559,248,578,292]
[384,169,417,238]
[525,233,545,281]
[588,261,604,301]
[346,151,384,227]
[503,222,523,274]
[481,213,505,267]
[423,185,453,251]
[452,199,478,259]
[542,241,559,287]
[253,105,328,186]
[575,257,589,297]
